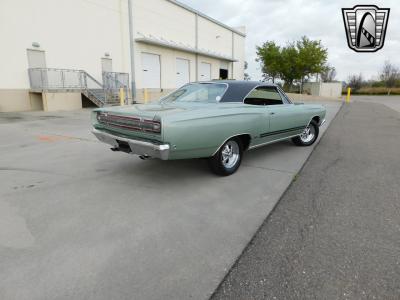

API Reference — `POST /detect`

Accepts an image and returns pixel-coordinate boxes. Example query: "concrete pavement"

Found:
[212,99,400,299]
[0,101,340,300]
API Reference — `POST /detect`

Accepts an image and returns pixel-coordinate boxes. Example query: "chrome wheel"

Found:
[221,140,240,169]
[209,138,243,176]
[300,125,316,143]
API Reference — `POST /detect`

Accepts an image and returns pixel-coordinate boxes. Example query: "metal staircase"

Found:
[28,68,129,107]
[85,88,106,107]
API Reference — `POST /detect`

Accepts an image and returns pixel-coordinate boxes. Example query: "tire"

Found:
[208,138,243,176]
[292,120,319,146]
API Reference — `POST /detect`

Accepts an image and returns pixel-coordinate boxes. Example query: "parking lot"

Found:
[0,101,341,300]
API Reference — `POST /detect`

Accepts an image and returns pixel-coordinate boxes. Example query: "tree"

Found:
[348,73,363,91]
[321,64,337,82]
[256,41,281,83]
[256,36,329,90]
[380,60,399,94]
[279,43,301,89]
[296,36,328,91]
[244,61,251,81]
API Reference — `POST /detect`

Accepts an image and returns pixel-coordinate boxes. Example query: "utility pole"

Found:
[128,0,136,103]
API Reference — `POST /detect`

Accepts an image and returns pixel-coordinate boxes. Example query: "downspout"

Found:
[231,32,234,79]
[128,0,136,103]
[195,13,199,81]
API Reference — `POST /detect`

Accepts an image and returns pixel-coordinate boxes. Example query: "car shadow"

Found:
[108,156,212,180]
[243,140,295,160]
[95,140,298,183]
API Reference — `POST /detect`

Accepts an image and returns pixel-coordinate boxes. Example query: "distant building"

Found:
[303,82,342,98]
[0,0,246,112]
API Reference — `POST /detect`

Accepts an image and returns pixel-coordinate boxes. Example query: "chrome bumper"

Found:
[92,129,170,160]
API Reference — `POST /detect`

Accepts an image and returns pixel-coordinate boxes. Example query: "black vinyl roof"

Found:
[196,80,277,102]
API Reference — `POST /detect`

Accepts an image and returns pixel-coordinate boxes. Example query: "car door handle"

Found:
[269,112,275,115]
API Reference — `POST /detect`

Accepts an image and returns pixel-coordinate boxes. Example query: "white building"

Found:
[0,0,246,112]
[303,82,342,98]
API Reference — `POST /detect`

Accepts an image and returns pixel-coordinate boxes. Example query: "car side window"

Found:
[244,87,284,106]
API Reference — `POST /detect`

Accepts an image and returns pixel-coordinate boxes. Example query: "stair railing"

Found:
[102,71,130,105]
[83,72,107,106]
[28,68,85,91]
[28,68,131,107]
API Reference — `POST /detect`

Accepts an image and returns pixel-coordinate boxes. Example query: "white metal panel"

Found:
[141,53,161,88]
[199,62,211,81]
[176,58,190,87]
[101,58,113,73]
[27,49,46,68]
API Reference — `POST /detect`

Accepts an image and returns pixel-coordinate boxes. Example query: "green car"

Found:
[92,81,326,176]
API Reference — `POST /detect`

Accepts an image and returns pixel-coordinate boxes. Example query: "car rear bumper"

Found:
[92,129,170,160]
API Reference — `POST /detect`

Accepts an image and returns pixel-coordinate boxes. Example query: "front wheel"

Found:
[208,138,243,176]
[292,120,319,146]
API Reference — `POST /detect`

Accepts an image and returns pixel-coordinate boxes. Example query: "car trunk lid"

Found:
[93,103,204,141]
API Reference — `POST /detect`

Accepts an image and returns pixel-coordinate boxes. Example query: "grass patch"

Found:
[343,87,400,95]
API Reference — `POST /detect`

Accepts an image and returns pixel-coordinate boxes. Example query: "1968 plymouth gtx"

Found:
[92,81,326,176]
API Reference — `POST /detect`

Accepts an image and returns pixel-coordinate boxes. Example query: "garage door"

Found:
[199,62,211,81]
[141,53,161,88]
[176,58,190,88]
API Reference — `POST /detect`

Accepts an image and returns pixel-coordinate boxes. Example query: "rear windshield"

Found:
[161,83,227,103]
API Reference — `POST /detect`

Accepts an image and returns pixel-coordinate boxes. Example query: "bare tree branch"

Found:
[380,60,399,94]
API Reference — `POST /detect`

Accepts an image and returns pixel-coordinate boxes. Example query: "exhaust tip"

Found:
[139,155,151,160]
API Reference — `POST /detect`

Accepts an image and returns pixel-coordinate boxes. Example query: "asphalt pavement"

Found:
[352,95,400,113]
[211,100,400,299]
[0,102,340,300]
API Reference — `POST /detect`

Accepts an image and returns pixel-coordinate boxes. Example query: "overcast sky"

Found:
[179,0,399,82]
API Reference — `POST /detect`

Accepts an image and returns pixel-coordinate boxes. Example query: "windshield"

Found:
[161,83,227,103]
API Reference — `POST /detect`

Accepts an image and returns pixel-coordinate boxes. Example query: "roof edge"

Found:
[135,37,238,62]
[166,0,246,37]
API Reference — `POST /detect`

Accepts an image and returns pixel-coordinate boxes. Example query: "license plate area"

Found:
[116,140,132,153]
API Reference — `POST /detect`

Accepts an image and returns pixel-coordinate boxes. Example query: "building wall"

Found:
[43,92,82,111]
[303,82,321,96]
[133,0,196,47]
[133,0,246,91]
[303,82,342,98]
[319,82,342,98]
[197,16,233,57]
[0,0,130,89]
[232,30,246,80]
[0,0,131,111]
[0,0,245,110]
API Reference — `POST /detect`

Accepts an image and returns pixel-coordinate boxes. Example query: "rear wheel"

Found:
[208,138,243,176]
[292,120,319,146]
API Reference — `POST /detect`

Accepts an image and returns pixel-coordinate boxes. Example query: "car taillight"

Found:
[96,112,103,122]
[96,112,161,134]
[142,119,161,133]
